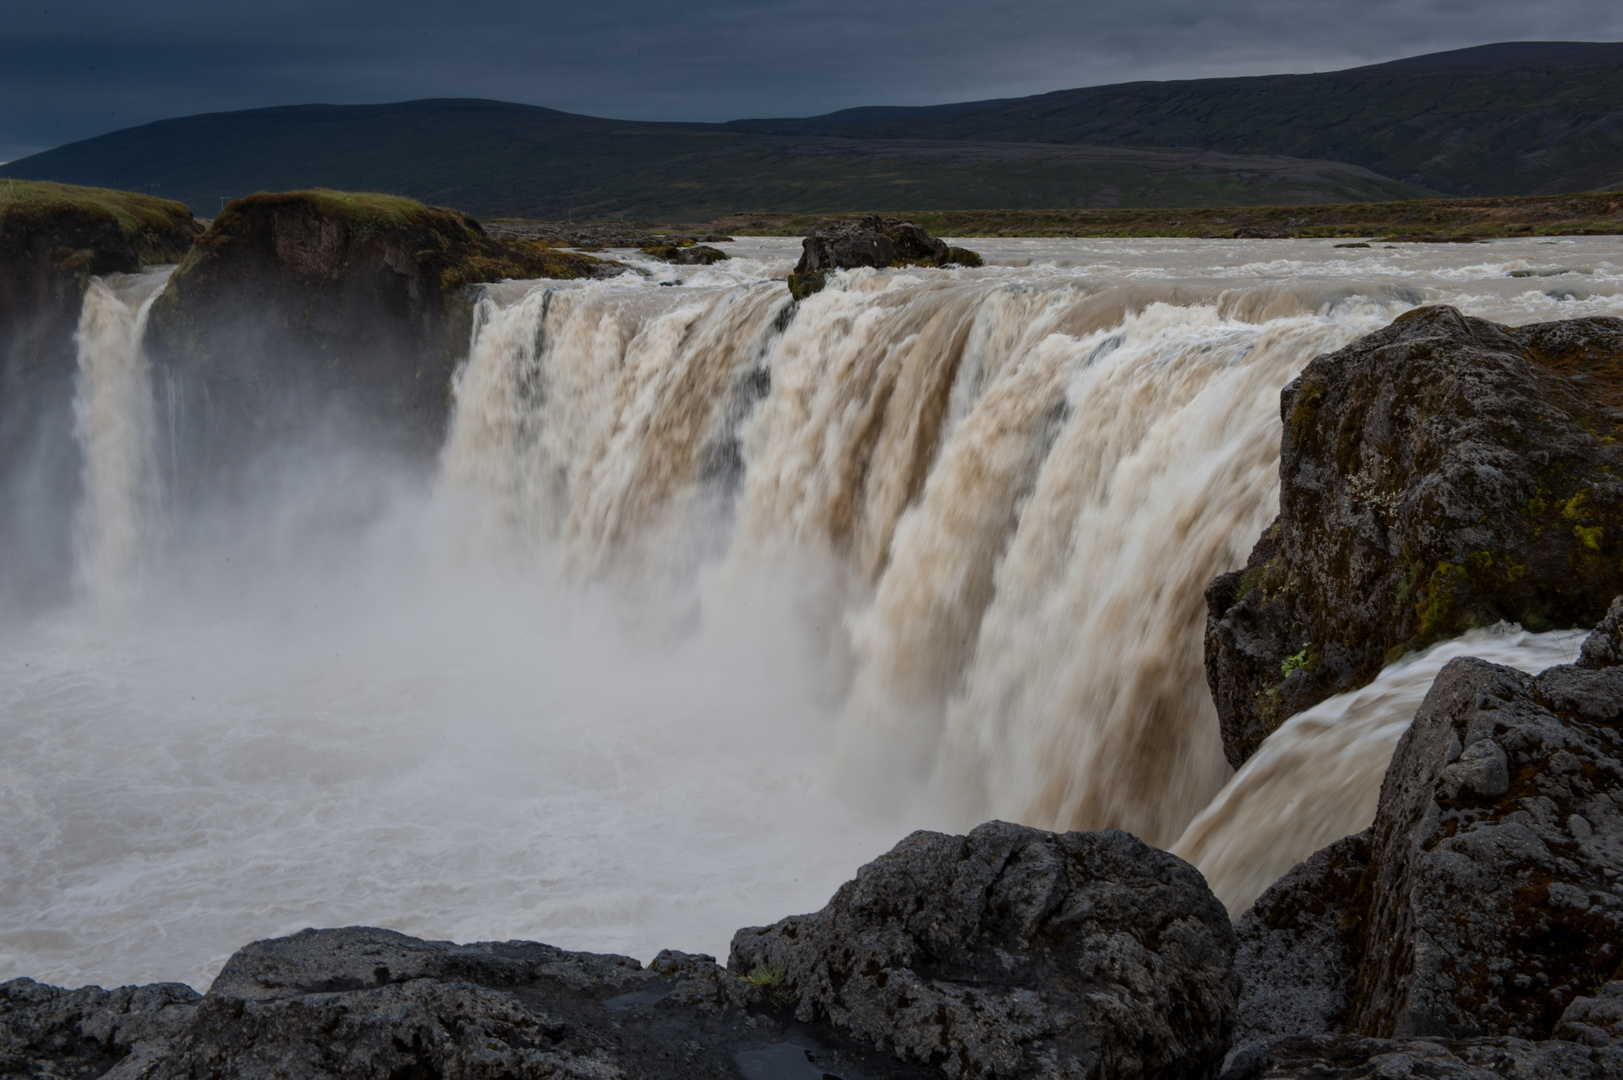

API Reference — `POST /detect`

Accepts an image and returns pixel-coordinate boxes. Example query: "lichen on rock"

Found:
[1206,305,1623,768]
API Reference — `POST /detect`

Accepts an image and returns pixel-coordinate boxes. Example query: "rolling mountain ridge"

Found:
[2,41,1619,218]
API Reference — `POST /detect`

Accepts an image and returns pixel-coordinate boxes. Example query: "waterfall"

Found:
[1172,624,1587,915]
[443,266,1408,846]
[71,269,172,611]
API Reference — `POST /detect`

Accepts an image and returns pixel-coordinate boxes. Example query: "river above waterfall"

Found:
[4,236,1622,991]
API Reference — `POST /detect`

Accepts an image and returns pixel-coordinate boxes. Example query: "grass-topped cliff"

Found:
[1,178,199,271]
[2,178,198,370]
[147,189,615,466]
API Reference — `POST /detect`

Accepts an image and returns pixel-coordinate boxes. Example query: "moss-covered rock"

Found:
[145,189,615,460]
[1206,306,1623,767]
[1,179,198,376]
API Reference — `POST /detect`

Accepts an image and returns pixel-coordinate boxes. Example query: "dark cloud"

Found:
[3,0,1621,160]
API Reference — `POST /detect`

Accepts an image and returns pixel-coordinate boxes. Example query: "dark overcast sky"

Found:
[4,0,1622,161]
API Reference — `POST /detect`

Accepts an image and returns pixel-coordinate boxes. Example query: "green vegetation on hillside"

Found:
[7,43,1618,220]
[705,191,1623,239]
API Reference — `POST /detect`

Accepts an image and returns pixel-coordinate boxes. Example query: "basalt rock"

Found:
[788,216,982,299]
[0,927,937,1080]
[144,189,616,471]
[0,180,198,378]
[1228,831,1372,1064]
[729,820,1238,1080]
[1349,648,1623,1040]
[1206,305,1623,768]
[1219,1032,1623,1079]
[0,978,200,1079]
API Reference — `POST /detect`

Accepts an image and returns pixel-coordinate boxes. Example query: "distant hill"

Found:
[739,41,1623,197]
[2,41,1619,219]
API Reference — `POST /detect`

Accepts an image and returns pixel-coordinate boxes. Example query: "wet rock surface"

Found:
[730,821,1238,1080]
[788,216,982,298]
[1205,305,1623,767]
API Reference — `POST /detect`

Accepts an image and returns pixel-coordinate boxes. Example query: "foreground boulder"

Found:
[1,824,1236,1080]
[1207,305,1623,767]
[788,215,982,299]
[730,821,1238,1080]
[1223,598,1623,1077]
[145,189,615,466]
[1,927,937,1080]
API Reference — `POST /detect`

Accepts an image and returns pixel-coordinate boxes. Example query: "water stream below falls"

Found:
[4,236,1623,990]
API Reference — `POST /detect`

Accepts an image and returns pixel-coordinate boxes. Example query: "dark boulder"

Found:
[641,243,730,265]
[1350,649,1623,1040]
[1206,305,1623,768]
[0,927,939,1080]
[1228,831,1372,1063]
[0,978,200,1078]
[144,189,615,473]
[729,820,1238,1080]
[788,216,982,299]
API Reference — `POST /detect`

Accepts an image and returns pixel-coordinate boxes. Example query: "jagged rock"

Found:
[145,189,616,469]
[1556,981,1623,1046]
[729,821,1238,1080]
[1218,1032,1623,1079]
[1206,305,1623,767]
[1350,652,1623,1039]
[787,216,981,299]
[1577,595,1623,670]
[0,978,200,1079]
[1228,832,1372,1064]
[0,927,939,1080]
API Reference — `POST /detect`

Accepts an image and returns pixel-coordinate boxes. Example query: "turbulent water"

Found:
[4,236,1622,990]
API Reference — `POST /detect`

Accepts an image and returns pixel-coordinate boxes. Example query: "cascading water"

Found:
[70,269,171,611]
[5,236,1623,990]
[1173,625,1589,915]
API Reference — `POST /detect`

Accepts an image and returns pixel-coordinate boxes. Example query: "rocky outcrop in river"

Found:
[1206,305,1623,767]
[788,216,982,299]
